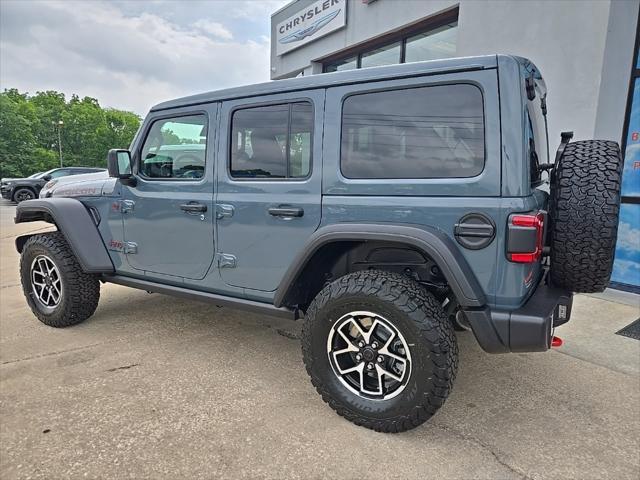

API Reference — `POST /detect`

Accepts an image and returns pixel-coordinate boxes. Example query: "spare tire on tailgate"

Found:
[549,140,623,293]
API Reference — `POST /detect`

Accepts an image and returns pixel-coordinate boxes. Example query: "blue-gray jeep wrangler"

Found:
[15,55,623,432]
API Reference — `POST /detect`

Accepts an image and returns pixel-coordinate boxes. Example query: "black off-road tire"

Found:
[12,187,36,203]
[549,140,623,293]
[302,270,458,433]
[20,232,100,327]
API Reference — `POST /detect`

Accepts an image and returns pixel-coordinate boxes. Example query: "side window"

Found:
[139,114,207,179]
[340,84,485,179]
[49,169,70,179]
[525,96,548,186]
[526,109,541,185]
[230,102,312,179]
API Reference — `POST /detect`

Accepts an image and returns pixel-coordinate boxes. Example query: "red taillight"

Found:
[507,212,545,263]
[511,215,542,228]
[510,252,538,263]
[551,336,563,347]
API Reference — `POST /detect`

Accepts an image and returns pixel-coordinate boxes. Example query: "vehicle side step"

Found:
[102,275,296,320]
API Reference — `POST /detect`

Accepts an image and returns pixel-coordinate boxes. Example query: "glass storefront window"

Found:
[611,48,640,290]
[324,56,358,73]
[360,42,401,68]
[322,22,458,73]
[611,203,640,287]
[405,23,457,63]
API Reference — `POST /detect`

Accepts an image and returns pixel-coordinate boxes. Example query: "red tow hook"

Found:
[551,336,563,348]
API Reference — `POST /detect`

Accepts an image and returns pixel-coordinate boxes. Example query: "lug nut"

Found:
[371,341,378,349]
[367,363,374,370]
[355,353,362,362]
[377,355,384,363]
[358,341,365,348]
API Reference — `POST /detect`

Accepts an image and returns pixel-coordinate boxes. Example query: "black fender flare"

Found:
[274,223,486,308]
[14,198,114,274]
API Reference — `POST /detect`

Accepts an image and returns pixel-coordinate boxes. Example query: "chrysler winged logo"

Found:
[279,9,341,44]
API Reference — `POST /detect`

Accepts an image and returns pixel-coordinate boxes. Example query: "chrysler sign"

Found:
[276,0,346,55]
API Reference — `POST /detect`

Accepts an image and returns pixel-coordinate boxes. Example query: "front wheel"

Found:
[302,270,458,433]
[20,232,100,327]
[13,188,35,203]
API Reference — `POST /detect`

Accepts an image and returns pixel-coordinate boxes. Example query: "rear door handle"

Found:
[268,206,304,218]
[180,202,207,213]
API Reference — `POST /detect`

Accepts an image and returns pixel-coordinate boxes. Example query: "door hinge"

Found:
[123,241,138,254]
[120,200,135,214]
[216,253,237,268]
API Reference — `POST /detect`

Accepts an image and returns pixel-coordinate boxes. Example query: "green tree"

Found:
[61,96,107,167]
[0,88,141,178]
[100,109,141,151]
[0,94,37,177]
[29,91,66,152]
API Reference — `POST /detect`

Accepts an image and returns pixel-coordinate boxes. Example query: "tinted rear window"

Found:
[230,102,313,179]
[340,84,485,179]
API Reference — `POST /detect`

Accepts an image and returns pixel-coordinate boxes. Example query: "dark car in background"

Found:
[1,167,106,202]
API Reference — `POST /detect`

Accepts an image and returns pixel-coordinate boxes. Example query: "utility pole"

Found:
[57,120,64,168]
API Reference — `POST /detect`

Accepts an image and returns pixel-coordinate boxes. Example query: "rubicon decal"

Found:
[55,186,99,197]
[276,0,346,55]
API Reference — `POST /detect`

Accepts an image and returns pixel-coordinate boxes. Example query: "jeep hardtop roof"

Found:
[152,54,512,112]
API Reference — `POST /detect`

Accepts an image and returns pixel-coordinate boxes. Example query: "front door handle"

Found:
[268,206,304,218]
[180,202,207,213]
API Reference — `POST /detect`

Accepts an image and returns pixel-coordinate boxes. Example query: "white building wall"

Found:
[595,0,639,142]
[455,0,635,145]
[271,0,639,146]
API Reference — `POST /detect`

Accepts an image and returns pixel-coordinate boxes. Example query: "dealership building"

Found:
[270,0,640,292]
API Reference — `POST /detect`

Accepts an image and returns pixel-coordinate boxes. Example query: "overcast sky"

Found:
[0,0,289,115]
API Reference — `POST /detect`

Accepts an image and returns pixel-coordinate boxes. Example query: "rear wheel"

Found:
[20,232,100,327]
[302,270,458,433]
[549,140,623,292]
[12,188,35,203]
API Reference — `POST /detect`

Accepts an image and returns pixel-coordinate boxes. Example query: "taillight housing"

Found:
[507,212,545,263]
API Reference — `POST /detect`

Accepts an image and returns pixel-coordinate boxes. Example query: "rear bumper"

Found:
[463,274,573,353]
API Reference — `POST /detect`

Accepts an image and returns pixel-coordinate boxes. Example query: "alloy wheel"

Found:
[15,190,34,202]
[30,255,62,311]
[327,311,412,400]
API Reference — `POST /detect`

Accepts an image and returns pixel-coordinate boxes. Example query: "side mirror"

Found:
[42,174,52,181]
[107,149,132,179]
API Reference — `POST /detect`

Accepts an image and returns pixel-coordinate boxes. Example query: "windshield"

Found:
[39,169,58,178]
[38,168,72,179]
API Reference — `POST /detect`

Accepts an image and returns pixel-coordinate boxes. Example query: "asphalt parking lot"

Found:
[0,199,639,479]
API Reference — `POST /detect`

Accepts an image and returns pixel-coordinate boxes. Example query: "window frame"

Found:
[135,111,209,183]
[227,99,315,182]
[338,81,486,180]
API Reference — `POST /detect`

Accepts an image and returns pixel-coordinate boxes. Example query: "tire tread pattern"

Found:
[549,140,623,293]
[301,270,458,433]
[20,232,100,327]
